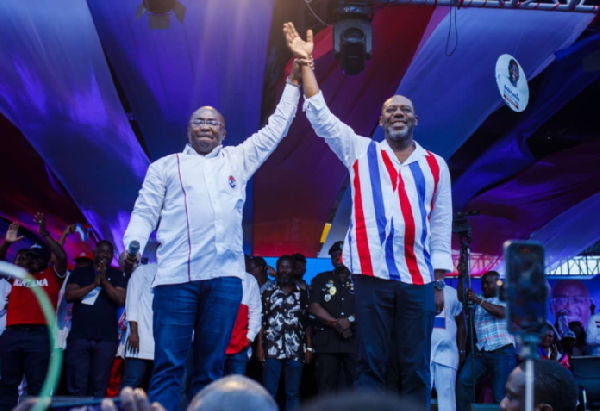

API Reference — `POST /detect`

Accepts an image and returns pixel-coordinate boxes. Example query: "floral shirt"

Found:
[261,281,308,361]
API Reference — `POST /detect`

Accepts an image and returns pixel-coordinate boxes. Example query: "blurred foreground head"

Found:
[189,375,278,411]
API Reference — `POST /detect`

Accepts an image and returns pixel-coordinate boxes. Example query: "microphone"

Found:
[127,241,140,261]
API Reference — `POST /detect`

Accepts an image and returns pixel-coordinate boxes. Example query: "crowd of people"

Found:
[0,21,594,411]
[0,226,590,411]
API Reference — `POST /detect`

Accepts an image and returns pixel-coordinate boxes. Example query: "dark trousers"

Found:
[456,344,517,411]
[149,277,242,411]
[120,358,154,391]
[262,359,303,411]
[316,353,356,393]
[353,275,436,409]
[0,327,50,411]
[224,347,249,376]
[66,339,118,398]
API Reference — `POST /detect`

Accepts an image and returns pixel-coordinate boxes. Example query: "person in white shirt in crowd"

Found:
[586,308,600,356]
[120,261,157,391]
[120,52,306,411]
[430,285,466,411]
[284,23,452,409]
[224,261,261,376]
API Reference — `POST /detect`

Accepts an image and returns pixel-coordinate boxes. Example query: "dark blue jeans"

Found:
[120,358,154,391]
[66,339,118,397]
[353,275,436,409]
[0,327,50,411]
[262,359,303,411]
[456,344,517,411]
[224,347,249,376]
[148,277,242,411]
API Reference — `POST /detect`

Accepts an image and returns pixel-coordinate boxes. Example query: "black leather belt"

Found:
[7,324,46,332]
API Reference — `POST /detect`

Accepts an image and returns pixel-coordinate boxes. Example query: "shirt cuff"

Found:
[431,251,454,273]
[302,90,326,113]
[281,83,301,103]
[247,330,258,342]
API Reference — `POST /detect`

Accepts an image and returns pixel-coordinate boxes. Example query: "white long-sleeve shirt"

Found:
[125,263,156,360]
[586,311,600,356]
[431,286,462,370]
[304,92,453,284]
[124,85,300,286]
[244,272,262,342]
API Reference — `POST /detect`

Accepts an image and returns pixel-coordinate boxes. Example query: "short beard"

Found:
[386,125,411,141]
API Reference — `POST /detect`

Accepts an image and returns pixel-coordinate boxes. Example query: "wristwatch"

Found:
[306,347,314,353]
[459,350,466,355]
[434,280,445,290]
[348,315,355,323]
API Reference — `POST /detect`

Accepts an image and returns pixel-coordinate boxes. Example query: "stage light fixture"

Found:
[136,0,187,30]
[333,0,372,75]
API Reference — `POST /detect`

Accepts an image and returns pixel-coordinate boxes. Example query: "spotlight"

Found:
[136,0,186,30]
[333,1,372,75]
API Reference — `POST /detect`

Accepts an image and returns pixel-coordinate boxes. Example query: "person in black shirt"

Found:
[65,240,127,397]
[257,255,312,411]
[309,241,356,393]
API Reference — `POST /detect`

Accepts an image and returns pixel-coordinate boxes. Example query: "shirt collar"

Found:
[380,140,429,166]
[182,143,222,158]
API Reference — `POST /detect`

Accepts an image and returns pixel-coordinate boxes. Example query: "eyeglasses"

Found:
[550,297,593,306]
[190,119,222,128]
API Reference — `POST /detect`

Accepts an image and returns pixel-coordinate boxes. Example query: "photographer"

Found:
[457,271,516,411]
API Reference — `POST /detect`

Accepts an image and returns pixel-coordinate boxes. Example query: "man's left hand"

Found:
[246,338,252,348]
[435,289,444,314]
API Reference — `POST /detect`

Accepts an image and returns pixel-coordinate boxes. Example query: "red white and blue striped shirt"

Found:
[304,92,453,285]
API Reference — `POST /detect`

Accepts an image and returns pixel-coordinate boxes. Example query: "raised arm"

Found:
[236,61,301,181]
[35,213,67,276]
[123,162,166,259]
[283,22,368,169]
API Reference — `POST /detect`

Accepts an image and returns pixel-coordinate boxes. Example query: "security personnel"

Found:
[309,241,356,393]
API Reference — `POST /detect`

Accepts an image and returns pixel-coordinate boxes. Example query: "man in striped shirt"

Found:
[284,24,452,409]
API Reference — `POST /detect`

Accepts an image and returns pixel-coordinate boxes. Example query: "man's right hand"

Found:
[119,251,139,274]
[283,22,313,59]
[63,224,76,236]
[5,223,24,243]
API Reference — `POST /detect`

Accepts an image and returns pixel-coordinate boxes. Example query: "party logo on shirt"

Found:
[228,175,236,189]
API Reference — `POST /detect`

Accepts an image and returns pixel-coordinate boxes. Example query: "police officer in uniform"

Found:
[309,241,356,393]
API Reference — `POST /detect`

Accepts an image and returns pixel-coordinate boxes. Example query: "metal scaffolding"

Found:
[372,0,599,13]
[548,255,600,276]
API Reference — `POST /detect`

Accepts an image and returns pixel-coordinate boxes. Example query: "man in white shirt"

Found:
[120,262,156,391]
[283,24,452,409]
[431,286,466,411]
[224,271,261,375]
[121,57,304,411]
[586,309,600,356]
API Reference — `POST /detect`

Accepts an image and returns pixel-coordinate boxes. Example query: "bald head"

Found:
[188,375,278,411]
